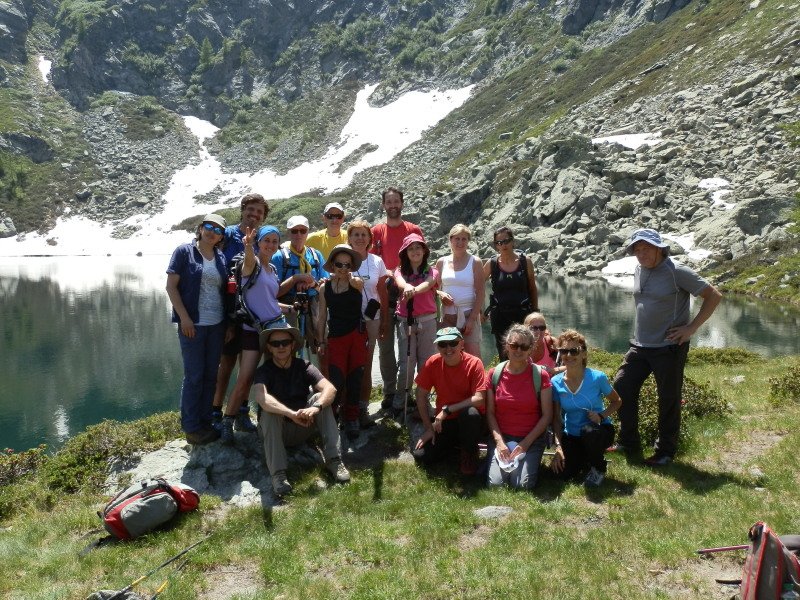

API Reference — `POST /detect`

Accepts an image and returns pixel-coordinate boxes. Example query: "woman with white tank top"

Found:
[435,223,485,360]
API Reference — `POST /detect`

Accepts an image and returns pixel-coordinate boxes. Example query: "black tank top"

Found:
[324,281,362,337]
[491,254,530,309]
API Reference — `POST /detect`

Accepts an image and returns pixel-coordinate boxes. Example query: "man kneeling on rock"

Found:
[253,323,350,497]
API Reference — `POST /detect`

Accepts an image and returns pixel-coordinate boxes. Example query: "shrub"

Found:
[769,362,800,405]
[633,375,730,446]
[688,347,762,365]
[0,445,47,487]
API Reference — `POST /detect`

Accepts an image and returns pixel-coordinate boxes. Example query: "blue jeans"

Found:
[488,434,547,490]
[178,322,225,433]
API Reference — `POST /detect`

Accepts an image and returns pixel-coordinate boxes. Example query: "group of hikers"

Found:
[166,188,722,497]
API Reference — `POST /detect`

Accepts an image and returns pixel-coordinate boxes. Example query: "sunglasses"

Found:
[507,342,531,351]
[333,261,352,269]
[325,213,344,220]
[558,347,584,356]
[268,338,294,348]
[529,325,547,332]
[436,340,460,348]
[494,238,513,246]
[202,222,224,235]
[290,228,308,235]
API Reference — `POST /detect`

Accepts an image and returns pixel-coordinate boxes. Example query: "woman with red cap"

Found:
[391,233,439,421]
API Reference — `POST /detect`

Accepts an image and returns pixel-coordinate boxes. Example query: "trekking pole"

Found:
[696,544,749,554]
[403,297,415,429]
[148,557,190,600]
[106,536,208,600]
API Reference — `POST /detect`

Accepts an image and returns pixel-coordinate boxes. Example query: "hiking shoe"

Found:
[644,453,673,467]
[358,407,376,429]
[345,420,360,441]
[326,458,351,483]
[584,467,605,487]
[380,394,394,411]
[186,427,220,445]
[234,408,258,433]
[459,449,479,476]
[271,471,292,496]
[220,417,235,444]
[211,409,223,432]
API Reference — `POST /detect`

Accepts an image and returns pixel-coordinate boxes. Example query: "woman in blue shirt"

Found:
[550,329,622,487]
[166,213,228,445]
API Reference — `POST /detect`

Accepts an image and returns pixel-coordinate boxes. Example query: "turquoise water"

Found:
[2,260,798,452]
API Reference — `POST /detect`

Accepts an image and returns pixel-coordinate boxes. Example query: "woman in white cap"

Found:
[486,324,553,489]
[316,244,366,439]
[166,213,229,445]
[435,224,484,360]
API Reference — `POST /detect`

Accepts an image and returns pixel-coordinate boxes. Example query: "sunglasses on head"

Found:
[325,213,344,220]
[268,338,294,348]
[529,325,547,332]
[494,238,513,246]
[558,347,584,356]
[437,340,460,348]
[290,228,308,235]
[333,261,352,269]
[202,222,224,235]
[507,342,531,351]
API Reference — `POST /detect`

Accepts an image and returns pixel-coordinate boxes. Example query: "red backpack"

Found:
[741,522,800,599]
[101,478,200,540]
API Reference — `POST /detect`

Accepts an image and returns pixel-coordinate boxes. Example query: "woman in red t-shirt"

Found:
[486,323,553,489]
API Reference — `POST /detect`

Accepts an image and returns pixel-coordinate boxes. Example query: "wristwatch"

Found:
[442,405,451,415]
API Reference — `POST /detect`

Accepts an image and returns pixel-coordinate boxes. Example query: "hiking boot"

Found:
[584,467,605,487]
[358,406,376,429]
[220,417,235,444]
[211,409,223,432]
[344,420,360,441]
[186,427,220,445]
[644,453,673,467]
[380,394,394,411]
[459,449,479,476]
[271,471,292,496]
[326,457,351,483]
[234,407,258,433]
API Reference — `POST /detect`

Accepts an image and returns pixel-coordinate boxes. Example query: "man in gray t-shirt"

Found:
[612,229,722,466]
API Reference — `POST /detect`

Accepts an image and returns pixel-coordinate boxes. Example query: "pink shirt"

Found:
[394,267,438,317]
[489,365,552,437]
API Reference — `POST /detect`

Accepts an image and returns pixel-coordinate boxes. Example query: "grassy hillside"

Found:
[2,350,799,598]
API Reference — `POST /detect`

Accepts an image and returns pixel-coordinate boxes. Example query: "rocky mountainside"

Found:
[0,0,797,278]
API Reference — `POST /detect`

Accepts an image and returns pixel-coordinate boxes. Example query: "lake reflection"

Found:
[1,258,798,452]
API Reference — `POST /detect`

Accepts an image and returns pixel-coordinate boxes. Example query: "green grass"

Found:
[2,351,799,598]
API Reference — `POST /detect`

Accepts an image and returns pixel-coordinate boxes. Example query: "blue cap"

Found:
[434,327,463,343]
[626,228,669,254]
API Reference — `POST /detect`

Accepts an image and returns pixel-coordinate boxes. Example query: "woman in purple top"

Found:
[166,213,229,445]
[217,225,295,443]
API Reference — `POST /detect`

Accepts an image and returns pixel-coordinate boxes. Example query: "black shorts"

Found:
[222,325,243,356]
[241,329,260,352]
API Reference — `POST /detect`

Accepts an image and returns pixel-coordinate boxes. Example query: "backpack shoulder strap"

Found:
[531,363,542,397]
[490,361,508,391]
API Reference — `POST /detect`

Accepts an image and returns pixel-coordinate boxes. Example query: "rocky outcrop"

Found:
[0,0,29,62]
[561,0,691,35]
[0,211,16,238]
[0,132,54,163]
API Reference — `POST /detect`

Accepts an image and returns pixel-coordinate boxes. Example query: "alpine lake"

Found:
[2,256,798,453]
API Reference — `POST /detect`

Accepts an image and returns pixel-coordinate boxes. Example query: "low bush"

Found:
[768,361,800,405]
[634,375,730,446]
[688,346,762,365]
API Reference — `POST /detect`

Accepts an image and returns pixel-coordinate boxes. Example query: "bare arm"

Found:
[464,255,485,335]
[551,401,565,473]
[241,227,257,276]
[666,284,723,345]
[486,387,506,453]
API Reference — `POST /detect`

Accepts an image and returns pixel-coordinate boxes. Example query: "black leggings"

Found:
[560,423,615,478]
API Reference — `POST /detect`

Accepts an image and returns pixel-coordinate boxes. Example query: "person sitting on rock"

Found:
[253,322,350,497]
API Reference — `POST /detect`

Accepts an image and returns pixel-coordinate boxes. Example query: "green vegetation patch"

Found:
[90,92,179,141]
[769,360,800,405]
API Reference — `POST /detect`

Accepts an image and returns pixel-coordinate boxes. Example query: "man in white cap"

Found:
[271,216,328,353]
[307,202,348,260]
[612,228,722,466]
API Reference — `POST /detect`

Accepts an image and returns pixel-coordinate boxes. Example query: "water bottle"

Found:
[781,583,800,599]
[226,274,236,295]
